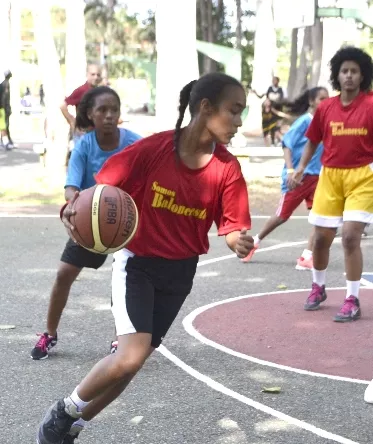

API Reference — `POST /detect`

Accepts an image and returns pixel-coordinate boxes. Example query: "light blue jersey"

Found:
[65,128,142,191]
[281,113,323,193]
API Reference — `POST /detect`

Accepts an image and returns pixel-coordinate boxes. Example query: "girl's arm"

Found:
[283,147,293,170]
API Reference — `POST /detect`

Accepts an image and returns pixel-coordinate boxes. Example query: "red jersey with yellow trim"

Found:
[306,92,373,168]
[96,130,251,259]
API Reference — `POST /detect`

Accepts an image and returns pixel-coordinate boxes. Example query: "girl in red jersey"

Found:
[36,73,254,444]
[290,47,373,322]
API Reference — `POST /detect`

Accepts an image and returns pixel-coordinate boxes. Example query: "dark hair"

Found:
[329,46,373,91]
[285,87,328,115]
[75,86,121,130]
[174,72,243,149]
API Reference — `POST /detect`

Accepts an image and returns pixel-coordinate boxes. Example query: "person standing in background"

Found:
[60,63,102,165]
[0,70,14,150]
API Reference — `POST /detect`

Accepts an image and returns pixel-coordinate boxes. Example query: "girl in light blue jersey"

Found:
[31,86,141,367]
[243,87,329,268]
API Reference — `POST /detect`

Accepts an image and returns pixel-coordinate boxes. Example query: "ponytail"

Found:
[173,80,197,151]
[284,87,326,116]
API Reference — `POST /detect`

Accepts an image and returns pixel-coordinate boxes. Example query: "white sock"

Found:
[67,387,90,412]
[346,280,360,298]
[72,418,87,429]
[301,249,312,260]
[253,234,261,246]
[312,269,326,286]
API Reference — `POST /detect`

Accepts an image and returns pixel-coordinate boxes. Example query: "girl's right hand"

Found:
[62,191,79,238]
[288,169,304,190]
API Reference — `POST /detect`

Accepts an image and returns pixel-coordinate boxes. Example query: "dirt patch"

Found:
[248,177,309,216]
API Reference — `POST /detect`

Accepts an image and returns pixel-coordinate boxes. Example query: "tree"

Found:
[287,28,298,100]
[197,0,225,73]
[235,0,243,50]
[310,18,323,87]
[33,1,66,167]
[65,0,87,94]
[243,0,277,134]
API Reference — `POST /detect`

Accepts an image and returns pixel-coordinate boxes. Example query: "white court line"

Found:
[198,240,308,267]
[182,287,370,385]
[158,345,359,444]
[360,278,373,288]
[160,240,369,443]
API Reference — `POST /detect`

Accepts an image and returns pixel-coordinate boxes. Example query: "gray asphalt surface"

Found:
[1,214,373,444]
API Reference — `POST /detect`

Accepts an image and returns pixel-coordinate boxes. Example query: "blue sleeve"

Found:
[65,139,87,190]
[282,117,309,151]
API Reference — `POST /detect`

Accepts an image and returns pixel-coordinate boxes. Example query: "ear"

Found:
[199,98,214,116]
[87,108,93,121]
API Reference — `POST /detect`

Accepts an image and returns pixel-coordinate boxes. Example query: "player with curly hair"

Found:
[290,46,373,322]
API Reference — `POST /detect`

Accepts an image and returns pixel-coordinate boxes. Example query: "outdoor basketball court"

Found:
[1,214,373,444]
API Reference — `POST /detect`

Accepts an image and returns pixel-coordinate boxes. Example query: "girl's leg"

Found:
[82,342,155,421]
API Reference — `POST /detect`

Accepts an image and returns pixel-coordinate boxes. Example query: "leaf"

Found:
[277,284,287,289]
[261,387,281,393]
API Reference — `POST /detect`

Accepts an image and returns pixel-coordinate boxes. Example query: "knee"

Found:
[55,267,77,288]
[314,232,331,250]
[111,355,146,381]
[342,231,360,253]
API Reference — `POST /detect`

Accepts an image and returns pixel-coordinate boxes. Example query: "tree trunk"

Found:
[236,0,243,49]
[65,0,87,94]
[155,0,198,130]
[33,1,66,168]
[293,26,312,98]
[243,0,277,135]
[205,0,217,72]
[310,18,323,87]
[287,28,298,100]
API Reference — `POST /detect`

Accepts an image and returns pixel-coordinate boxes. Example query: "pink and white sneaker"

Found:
[334,296,361,322]
[295,256,313,270]
[241,244,259,263]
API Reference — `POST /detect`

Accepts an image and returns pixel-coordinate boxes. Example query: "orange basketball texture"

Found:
[69,185,138,254]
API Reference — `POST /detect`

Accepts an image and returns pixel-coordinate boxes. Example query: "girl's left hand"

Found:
[235,228,254,258]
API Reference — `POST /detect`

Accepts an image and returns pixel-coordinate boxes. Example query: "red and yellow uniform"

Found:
[306,92,373,227]
[96,130,251,259]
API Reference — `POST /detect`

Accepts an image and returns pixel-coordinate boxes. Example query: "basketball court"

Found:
[1,214,373,444]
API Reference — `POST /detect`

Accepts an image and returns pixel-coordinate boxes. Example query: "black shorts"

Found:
[111,250,198,348]
[60,239,107,270]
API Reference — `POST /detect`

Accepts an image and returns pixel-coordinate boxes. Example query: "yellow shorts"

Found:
[0,109,6,131]
[309,165,373,227]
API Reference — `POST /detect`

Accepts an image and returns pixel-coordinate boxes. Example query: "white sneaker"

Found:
[364,379,373,403]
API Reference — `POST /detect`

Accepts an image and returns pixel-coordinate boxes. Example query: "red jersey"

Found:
[96,130,251,259]
[306,92,373,168]
[65,82,92,107]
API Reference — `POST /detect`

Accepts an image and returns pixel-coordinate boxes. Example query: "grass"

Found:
[1,166,65,207]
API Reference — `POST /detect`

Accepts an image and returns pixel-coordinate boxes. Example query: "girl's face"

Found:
[88,93,121,135]
[310,89,329,111]
[203,85,246,145]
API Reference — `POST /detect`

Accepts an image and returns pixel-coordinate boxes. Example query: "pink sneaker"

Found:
[295,256,313,270]
[304,283,327,311]
[241,245,259,263]
[334,296,361,322]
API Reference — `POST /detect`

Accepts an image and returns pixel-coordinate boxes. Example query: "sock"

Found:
[346,280,360,298]
[301,249,312,260]
[67,387,90,412]
[72,418,87,429]
[253,234,261,246]
[312,268,326,286]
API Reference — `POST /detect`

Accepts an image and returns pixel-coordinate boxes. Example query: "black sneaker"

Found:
[31,332,58,360]
[37,399,80,444]
[62,425,83,443]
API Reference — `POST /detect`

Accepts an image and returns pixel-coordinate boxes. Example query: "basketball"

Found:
[69,184,138,254]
